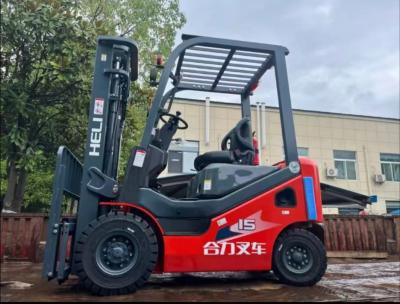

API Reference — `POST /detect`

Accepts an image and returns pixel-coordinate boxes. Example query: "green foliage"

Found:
[22,169,53,212]
[1,0,97,169]
[0,160,7,198]
[0,0,186,211]
[82,0,186,79]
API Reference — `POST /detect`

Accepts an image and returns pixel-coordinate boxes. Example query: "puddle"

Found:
[0,261,399,302]
[1,281,33,290]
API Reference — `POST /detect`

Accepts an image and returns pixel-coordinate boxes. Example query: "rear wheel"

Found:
[272,228,327,286]
[73,212,158,295]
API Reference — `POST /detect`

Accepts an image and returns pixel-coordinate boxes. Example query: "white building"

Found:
[164,98,400,215]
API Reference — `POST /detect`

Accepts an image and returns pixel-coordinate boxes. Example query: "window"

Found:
[282,146,309,159]
[168,151,183,173]
[338,208,361,215]
[297,147,309,157]
[168,140,199,174]
[333,150,357,180]
[386,201,400,215]
[380,153,400,182]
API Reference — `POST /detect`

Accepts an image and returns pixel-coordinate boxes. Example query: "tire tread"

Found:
[73,212,158,295]
[272,228,327,286]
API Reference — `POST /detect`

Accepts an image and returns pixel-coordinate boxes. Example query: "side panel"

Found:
[162,158,323,272]
[163,175,312,272]
[102,159,322,273]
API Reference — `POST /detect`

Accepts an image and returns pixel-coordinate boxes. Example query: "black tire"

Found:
[272,228,327,286]
[73,211,158,295]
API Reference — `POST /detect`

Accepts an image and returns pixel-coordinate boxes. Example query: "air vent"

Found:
[374,174,386,184]
[326,167,338,178]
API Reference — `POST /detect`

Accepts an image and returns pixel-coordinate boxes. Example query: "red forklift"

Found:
[43,35,371,295]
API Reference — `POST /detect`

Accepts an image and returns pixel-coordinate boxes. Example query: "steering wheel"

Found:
[160,112,188,130]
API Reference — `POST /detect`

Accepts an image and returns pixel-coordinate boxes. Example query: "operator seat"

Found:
[194,118,254,171]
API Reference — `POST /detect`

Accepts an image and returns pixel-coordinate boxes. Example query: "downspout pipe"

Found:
[205,97,210,146]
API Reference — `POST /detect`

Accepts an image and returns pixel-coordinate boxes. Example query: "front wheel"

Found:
[73,212,158,295]
[272,228,327,286]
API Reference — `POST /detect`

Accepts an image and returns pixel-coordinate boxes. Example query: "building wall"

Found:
[166,98,400,215]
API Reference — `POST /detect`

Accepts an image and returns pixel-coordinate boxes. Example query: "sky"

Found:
[172,0,399,119]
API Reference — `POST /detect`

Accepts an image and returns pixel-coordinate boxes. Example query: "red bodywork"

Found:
[100,157,323,273]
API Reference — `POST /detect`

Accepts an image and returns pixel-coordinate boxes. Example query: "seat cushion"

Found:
[194,150,234,171]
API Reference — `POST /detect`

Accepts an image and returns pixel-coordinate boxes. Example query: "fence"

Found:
[324,215,400,256]
[1,214,399,262]
[0,213,47,261]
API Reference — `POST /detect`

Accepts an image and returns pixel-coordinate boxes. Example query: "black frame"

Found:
[119,34,302,232]
[140,34,298,165]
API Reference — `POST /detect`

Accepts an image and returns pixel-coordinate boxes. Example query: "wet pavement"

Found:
[1,260,399,302]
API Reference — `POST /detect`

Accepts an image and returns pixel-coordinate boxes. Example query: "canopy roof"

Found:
[173,34,279,95]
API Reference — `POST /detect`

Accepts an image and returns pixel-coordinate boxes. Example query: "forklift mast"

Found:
[43,36,138,281]
[75,37,138,240]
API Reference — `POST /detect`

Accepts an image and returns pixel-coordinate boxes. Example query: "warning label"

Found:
[94,98,104,115]
[204,179,212,191]
[133,149,146,167]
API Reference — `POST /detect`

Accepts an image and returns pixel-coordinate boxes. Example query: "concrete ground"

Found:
[1,259,399,302]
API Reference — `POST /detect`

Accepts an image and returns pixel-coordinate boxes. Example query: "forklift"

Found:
[43,35,371,295]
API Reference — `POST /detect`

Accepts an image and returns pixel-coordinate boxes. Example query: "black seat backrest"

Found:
[221,118,253,151]
[221,118,254,164]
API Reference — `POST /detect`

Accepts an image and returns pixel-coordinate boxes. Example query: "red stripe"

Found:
[99,201,164,234]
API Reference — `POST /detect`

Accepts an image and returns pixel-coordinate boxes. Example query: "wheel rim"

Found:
[282,243,313,274]
[95,233,138,276]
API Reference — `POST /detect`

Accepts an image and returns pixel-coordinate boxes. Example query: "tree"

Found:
[0,0,97,211]
[0,0,186,212]
[82,0,186,78]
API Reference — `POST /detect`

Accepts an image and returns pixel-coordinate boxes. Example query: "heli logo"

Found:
[203,241,266,256]
[89,98,104,157]
[89,117,103,156]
